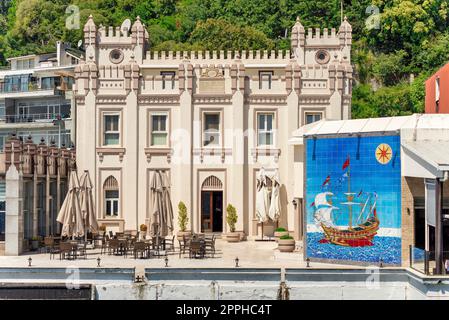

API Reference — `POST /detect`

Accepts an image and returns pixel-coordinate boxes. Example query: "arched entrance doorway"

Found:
[201,176,223,233]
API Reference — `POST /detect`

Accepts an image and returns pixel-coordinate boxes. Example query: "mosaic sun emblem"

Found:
[375,143,393,164]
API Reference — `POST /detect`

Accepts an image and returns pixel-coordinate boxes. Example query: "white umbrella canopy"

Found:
[150,170,174,237]
[268,171,281,221]
[255,169,270,223]
[79,170,98,236]
[57,170,84,238]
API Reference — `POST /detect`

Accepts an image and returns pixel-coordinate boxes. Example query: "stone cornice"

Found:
[245,94,288,105]
[192,147,232,163]
[96,95,128,104]
[193,94,233,104]
[144,147,173,163]
[138,94,180,105]
[299,95,331,105]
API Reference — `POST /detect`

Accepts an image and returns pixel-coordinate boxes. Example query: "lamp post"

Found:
[97,257,101,267]
[235,257,240,268]
[164,256,169,267]
[28,257,32,267]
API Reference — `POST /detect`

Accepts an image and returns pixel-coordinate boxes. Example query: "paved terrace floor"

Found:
[0,239,364,269]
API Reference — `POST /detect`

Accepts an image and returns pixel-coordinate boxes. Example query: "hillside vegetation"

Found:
[1,0,449,118]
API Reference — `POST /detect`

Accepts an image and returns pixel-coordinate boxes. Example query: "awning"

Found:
[402,140,449,173]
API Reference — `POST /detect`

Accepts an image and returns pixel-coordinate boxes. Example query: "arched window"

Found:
[104,176,119,217]
[201,175,223,191]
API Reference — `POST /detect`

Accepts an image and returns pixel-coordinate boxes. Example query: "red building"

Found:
[425,62,449,114]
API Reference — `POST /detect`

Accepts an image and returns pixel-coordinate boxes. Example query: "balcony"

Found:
[0,82,66,98]
[1,113,71,124]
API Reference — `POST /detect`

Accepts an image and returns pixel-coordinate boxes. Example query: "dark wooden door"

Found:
[201,191,223,233]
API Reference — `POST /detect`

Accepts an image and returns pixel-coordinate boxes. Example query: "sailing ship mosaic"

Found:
[305,135,402,265]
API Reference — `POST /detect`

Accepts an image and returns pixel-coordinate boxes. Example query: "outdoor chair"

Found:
[178,235,190,258]
[77,242,88,259]
[59,242,76,260]
[204,235,216,258]
[164,235,175,253]
[43,236,59,259]
[189,240,205,259]
[108,239,120,256]
[133,241,148,259]
[100,235,110,255]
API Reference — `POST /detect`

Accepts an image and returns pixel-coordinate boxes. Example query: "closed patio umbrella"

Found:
[150,170,164,237]
[255,169,270,223]
[57,170,84,238]
[80,170,98,240]
[268,170,281,221]
[160,170,174,236]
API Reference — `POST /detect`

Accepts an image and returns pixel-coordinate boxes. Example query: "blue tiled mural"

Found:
[305,135,402,265]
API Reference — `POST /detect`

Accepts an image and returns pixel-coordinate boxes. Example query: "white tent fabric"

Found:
[57,170,84,238]
[79,170,98,236]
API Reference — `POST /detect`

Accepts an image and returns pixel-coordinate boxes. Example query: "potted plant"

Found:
[177,201,191,241]
[277,235,296,252]
[30,236,40,251]
[99,224,107,234]
[226,204,240,242]
[274,227,289,240]
[139,224,148,239]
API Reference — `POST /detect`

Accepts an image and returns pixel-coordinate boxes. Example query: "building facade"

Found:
[425,62,449,114]
[75,16,353,238]
[0,42,81,244]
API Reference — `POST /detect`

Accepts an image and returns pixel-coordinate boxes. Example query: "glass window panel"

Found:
[151,133,167,146]
[106,201,111,215]
[105,133,120,145]
[113,201,118,215]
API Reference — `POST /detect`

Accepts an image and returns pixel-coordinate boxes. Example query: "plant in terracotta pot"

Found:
[177,201,191,241]
[226,204,240,243]
[274,227,289,240]
[277,235,296,252]
[139,224,148,239]
[30,236,40,251]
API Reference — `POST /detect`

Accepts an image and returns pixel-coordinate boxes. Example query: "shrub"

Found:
[279,235,294,240]
[226,204,238,233]
[178,201,188,232]
[275,227,287,232]
[139,224,147,232]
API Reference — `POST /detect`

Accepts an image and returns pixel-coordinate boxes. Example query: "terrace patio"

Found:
[0,239,350,269]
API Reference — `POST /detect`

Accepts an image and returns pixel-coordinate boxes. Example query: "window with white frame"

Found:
[259,71,273,90]
[257,113,274,146]
[203,113,220,147]
[305,112,322,125]
[161,71,175,90]
[151,113,168,146]
[103,114,120,146]
[104,176,119,217]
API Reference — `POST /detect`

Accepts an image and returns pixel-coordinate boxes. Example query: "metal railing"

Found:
[0,82,61,94]
[0,113,71,124]
[410,245,449,275]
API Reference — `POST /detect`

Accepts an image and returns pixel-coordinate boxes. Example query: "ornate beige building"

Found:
[75,16,353,239]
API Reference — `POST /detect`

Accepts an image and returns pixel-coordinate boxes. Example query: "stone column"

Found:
[5,164,24,256]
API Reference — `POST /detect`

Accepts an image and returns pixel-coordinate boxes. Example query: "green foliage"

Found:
[226,204,238,233]
[1,0,448,113]
[177,201,188,232]
[275,227,287,232]
[279,234,293,240]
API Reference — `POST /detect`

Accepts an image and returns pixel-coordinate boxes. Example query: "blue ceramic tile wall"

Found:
[305,135,402,265]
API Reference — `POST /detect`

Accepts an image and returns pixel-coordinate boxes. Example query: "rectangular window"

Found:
[259,71,273,90]
[161,71,175,90]
[151,114,168,146]
[104,114,120,146]
[257,113,274,146]
[305,113,322,125]
[105,190,119,216]
[203,113,220,147]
